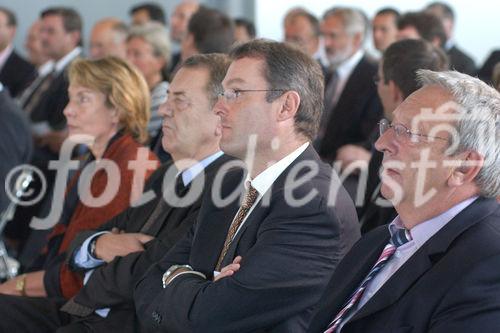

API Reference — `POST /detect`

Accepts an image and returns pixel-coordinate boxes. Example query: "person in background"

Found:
[397,11,446,48]
[284,8,324,64]
[372,7,400,53]
[126,22,170,153]
[24,20,53,74]
[168,0,199,75]
[129,2,166,26]
[89,18,128,60]
[234,18,256,43]
[425,1,477,75]
[0,6,37,97]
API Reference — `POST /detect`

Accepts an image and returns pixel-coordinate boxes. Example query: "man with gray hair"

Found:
[316,6,383,166]
[308,70,500,332]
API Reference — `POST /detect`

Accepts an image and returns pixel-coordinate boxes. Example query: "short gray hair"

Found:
[127,22,171,62]
[323,7,368,42]
[417,69,500,197]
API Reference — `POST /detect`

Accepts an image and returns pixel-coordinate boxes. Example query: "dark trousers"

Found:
[0,294,139,332]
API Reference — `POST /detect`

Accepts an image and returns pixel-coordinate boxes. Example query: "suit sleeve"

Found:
[72,206,200,309]
[429,254,500,332]
[134,196,348,333]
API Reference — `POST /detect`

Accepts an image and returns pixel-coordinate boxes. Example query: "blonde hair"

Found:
[68,56,150,143]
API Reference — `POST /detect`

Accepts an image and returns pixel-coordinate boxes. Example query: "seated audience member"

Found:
[0,54,238,333]
[308,70,500,332]
[24,20,52,72]
[397,11,446,48]
[359,39,448,234]
[425,2,477,75]
[134,39,360,332]
[180,6,234,63]
[20,7,83,157]
[372,7,400,53]
[0,7,37,97]
[89,18,128,60]
[167,0,199,76]
[129,2,166,26]
[0,57,158,301]
[126,22,170,150]
[283,8,325,66]
[234,18,256,43]
[478,49,500,84]
[0,83,32,213]
[317,7,383,164]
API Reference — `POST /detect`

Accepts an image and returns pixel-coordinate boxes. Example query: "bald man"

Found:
[89,18,128,60]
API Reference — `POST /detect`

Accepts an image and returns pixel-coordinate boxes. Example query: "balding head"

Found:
[90,18,128,59]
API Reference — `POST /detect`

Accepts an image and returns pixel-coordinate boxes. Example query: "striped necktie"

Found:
[324,228,412,333]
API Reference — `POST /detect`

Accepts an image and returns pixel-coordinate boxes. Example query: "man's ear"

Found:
[277,91,300,122]
[448,150,484,187]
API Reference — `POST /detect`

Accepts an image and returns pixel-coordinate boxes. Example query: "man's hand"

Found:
[0,277,19,296]
[214,256,242,282]
[95,228,154,263]
[335,144,371,171]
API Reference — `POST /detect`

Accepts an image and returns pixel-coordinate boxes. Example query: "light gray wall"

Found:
[0,0,255,58]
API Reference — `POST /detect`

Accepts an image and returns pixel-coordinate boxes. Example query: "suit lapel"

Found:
[351,197,498,322]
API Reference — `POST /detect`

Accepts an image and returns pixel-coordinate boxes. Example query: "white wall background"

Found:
[255,0,499,66]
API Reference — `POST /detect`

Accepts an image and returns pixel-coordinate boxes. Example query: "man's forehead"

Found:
[223,57,265,85]
[394,85,455,122]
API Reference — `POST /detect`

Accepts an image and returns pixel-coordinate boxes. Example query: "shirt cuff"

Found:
[73,231,109,269]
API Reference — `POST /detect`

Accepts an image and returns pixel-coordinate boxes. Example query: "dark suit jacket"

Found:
[60,154,237,317]
[308,197,500,333]
[0,89,32,213]
[318,56,383,163]
[134,145,360,333]
[478,50,500,83]
[0,49,37,98]
[447,45,477,76]
[28,68,68,130]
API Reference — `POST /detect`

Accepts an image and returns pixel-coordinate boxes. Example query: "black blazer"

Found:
[308,197,500,333]
[59,154,238,318]
[318,56,383,163]
[447,45,477,76]
[0,50,36,98]
[134,145,360,333]
[28,66,72,130]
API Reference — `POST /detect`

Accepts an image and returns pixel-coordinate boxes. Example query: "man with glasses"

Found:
[307,69,500,332]
[134,39,360,332]
[359,39,448,234]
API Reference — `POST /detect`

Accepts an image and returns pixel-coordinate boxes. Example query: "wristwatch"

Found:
[162,264,193,288]
[15,274,27,296]
[89,236,99,259]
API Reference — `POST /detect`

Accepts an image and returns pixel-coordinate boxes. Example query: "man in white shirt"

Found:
[316,7,383,165]
[134,39,360,333]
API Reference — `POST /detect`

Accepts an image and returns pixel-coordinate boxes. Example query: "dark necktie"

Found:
[324,228,412,333]
[215,184,258,271]
[22,70,56,116]
[318,69,339,139]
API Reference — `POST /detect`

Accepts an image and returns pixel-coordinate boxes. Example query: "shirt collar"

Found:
[0,44,13,71]
[54,47,81,72]
[247,142,309,196]
[180,151,224,186]
[388,196,479,248]
[38,60,55,76]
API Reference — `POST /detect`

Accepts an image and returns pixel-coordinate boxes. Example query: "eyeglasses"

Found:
[379,118,448,142]
[218,88,286,102]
